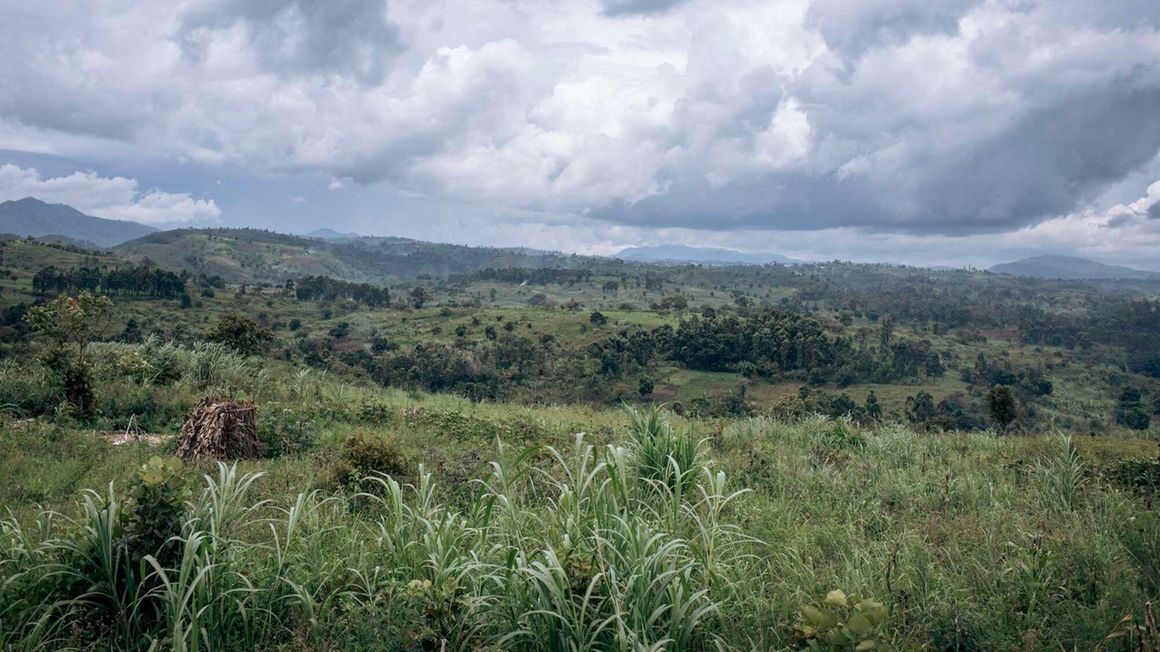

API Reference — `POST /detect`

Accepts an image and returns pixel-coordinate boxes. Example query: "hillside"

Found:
[616,244,795,265]
[990,254,1160,280]
[0,197,156,247]
[115,228,590,284]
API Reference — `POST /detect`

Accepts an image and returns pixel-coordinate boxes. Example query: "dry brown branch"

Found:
[175,397,260,463]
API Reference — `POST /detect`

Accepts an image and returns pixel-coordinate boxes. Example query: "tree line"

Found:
[32,265,187,299]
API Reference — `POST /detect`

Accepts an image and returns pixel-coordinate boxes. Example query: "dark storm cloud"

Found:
[601,0,691,17]
[805,0,981,59]
[593,71,1160,235]
[180,0,402,82]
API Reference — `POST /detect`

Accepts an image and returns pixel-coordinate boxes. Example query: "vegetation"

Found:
[1,232,1159,649]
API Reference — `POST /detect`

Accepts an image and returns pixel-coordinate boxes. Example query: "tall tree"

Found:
[987,385,1018,433]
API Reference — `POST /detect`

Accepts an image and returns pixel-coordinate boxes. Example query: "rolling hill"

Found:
[615,245,796,266]
[990,255,1160,280]
[0,197,156,247]
[114,228,590,284]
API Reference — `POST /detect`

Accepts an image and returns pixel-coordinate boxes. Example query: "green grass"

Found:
[2,343,1159,650]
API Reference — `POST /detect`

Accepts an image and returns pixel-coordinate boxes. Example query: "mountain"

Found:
[615,245,795,266]
[0,197,156,247]
[990,255,1160,280]
[306,228,362,240]
[115,228,588,284]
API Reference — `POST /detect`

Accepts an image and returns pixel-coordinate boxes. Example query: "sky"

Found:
[1,0,1159,269]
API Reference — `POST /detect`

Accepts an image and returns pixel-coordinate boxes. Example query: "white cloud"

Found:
[0,0,1157,244]
[0,164,221,224]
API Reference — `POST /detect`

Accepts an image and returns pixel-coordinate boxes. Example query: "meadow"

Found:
[2,340,1159,650]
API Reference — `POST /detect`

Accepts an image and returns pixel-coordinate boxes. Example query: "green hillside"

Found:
[115,228,592,284]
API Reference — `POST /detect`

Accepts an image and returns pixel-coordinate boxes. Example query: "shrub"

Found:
[206,313,273,356]
[258,408,317,457]
[121,456,186,569]
[792,589,889,651]
[319,432,408,492]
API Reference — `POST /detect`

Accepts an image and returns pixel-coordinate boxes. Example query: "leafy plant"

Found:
[793,589,889,651]
[319,432,409,493]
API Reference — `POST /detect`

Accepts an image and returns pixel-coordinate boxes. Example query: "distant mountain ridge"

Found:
[115,227,591,284]
[307,228,363,240]
[0,197,156,247]
[990,255,1160,280]
[616,245,796,266]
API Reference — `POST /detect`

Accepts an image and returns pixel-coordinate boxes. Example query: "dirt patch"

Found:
[101,431,174,446]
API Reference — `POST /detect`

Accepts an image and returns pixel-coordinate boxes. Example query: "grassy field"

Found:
[2,341,1159,650]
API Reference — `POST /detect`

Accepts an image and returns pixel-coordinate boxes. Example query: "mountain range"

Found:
[5,197,1160,282]
[989,255,1160,280]
[0,197,156,247]
[615,245,796,265]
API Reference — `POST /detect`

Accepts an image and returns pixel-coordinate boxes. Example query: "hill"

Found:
[0,197,156,247]
[306,228,362,240]
[616,244,795,265]
[114,228,589,284]
[990,255,1160,280]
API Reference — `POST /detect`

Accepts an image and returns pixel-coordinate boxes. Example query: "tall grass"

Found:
[2,397,1157,650]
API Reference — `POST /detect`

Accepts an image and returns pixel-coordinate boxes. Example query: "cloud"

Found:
[0,164,221,224]
[178,0,402,83]
[805,0,980,59]
[0,0,1158,245]
[601,0,692,17]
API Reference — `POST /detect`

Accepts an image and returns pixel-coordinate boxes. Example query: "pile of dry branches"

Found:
[175,397,260,463]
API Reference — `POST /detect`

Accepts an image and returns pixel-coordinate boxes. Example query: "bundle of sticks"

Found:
[175,397,260,463]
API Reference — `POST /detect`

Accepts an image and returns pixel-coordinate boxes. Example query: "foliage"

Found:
[988,384,1018,432]
[26,292,113,361]
[206,313,273,356]
[793,590,888,651]
[319,431,409,492]
[1116,387,1152,431]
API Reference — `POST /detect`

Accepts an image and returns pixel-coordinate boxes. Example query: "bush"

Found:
[319,432,408,492]
[792,590,888,651]
[258,408,317,457]
[206,313,273,356]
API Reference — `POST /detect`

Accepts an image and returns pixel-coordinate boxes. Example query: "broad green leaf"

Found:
[800,605,837,630]
[847,614,872,636]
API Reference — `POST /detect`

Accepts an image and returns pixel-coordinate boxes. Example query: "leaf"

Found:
[855,640,877,651]
[858,600,887,623]
[800,605,837,631]
[824,589,848,608]
[847,614,873,636]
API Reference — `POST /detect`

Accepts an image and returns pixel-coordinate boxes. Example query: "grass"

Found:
[1,342,1159,649]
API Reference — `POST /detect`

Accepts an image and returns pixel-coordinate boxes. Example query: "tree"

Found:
[410,287,431,309]
[328,321,352,339]
[589,311,608,327]
[987,385,1018,432]
[906,391,936,426]
[207,313,273,356]
[1116,387,1151,430]
[864,391,882,421]
[638,375,654,397]
[26,292,113,417]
